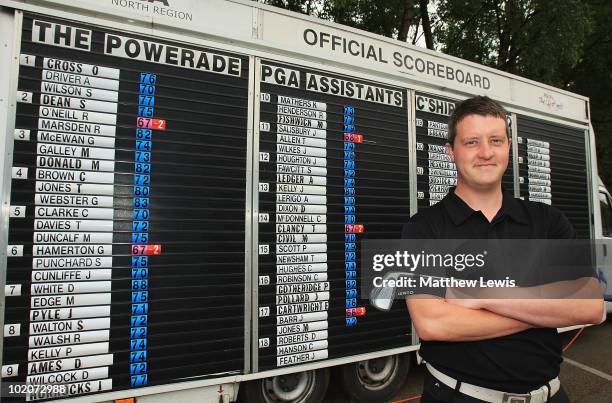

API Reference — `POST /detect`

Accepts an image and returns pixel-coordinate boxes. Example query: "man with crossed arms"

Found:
[403,96,604,403]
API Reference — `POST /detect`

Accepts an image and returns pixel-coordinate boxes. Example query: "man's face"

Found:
[446,114,510,190]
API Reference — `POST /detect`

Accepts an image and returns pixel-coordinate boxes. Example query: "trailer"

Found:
[0,0,601,402]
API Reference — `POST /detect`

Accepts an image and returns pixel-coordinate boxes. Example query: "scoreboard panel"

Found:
[255,61,412,371]
[415,93,457,209]
[2,14,249,400]
[516,116,590,238]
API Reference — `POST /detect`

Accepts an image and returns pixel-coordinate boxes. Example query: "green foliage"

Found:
[433,0,611,188]
[319,0,411,38]
[261,0,318,14]
[566,1,612,189]
[435,0,591,86]
[259,0,422,41]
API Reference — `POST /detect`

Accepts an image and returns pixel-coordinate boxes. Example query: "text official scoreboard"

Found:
[255,62,412,370]
[2,15,249,400]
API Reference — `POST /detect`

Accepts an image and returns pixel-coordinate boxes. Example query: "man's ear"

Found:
[445,142,454,162]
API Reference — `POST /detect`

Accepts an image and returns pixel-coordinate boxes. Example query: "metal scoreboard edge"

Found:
[584,128,595,239]
[0,8,24,380]
[511,113,520,197]
[250,58,263,373]
[406,89,420,346]
[407,89,418,218]
[243,54,257,375]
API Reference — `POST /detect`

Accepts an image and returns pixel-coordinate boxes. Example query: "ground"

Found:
[324,319,612,402]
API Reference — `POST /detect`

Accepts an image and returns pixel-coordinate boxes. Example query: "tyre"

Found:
[335,353,410,403]
[238,368,330,403]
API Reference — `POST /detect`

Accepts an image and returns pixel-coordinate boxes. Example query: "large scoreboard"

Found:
[3,15,249,400]
[0,10,593,403]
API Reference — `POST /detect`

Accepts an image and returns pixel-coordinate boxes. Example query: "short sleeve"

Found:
[543,206,597,284]
[547,206,576,239]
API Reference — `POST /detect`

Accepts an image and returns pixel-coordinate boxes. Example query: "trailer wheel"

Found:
[336,354,410,403]
[239,368,329,403]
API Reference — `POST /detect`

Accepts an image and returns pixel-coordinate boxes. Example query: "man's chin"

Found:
[465,177,503,190]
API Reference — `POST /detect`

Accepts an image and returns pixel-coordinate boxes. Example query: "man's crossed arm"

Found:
[446,277,605,329]
[407,277,605,342]
[406,296,532,342]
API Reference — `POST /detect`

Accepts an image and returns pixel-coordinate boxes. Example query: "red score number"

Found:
[137,117,166,131]
[345,224,365,233]
[344,133,363,143]
[346,307,366,317]
[132,244,162,255]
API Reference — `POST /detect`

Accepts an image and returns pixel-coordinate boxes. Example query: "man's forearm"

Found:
[447,277,605,327]
[406,297,532,342]
[479,298,605,328]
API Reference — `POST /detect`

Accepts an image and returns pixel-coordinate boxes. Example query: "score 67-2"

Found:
[137,117,166,130]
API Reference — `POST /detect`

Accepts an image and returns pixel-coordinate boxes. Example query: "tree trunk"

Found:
[398,0,415,42]
[419,0,434,49]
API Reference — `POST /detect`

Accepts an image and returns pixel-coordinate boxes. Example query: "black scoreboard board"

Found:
[516,116,590,238]
[415,93,457,209]
[415,92,514,210]
[255,62,412,370]
[2,14,249,400]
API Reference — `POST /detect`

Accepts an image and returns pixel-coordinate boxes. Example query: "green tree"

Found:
[261,0,319,14]
[434,0,591,87]
[565,1,612,189]
[259,0,434,47]
[434,0,611,188]
[320,0,414,39]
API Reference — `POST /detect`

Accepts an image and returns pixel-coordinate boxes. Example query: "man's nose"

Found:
[478,142,494,159]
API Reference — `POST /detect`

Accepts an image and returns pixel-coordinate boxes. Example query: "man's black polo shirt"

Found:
[402,189,575,393]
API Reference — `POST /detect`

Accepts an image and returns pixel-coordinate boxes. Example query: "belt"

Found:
[426,363,560,403]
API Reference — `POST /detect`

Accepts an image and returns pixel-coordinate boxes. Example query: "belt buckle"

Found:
[502,393,531,403]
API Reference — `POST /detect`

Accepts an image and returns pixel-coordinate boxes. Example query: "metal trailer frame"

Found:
[0,5,23,384]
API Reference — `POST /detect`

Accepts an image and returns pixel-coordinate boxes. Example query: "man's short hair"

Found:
[448,96,510,146]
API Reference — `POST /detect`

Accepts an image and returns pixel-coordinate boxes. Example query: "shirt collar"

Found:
[442,187,529,226]
[500,190,529,224]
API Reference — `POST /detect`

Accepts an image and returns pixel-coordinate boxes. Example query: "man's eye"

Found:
[491,139,503,145]
[465,140,477,146]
